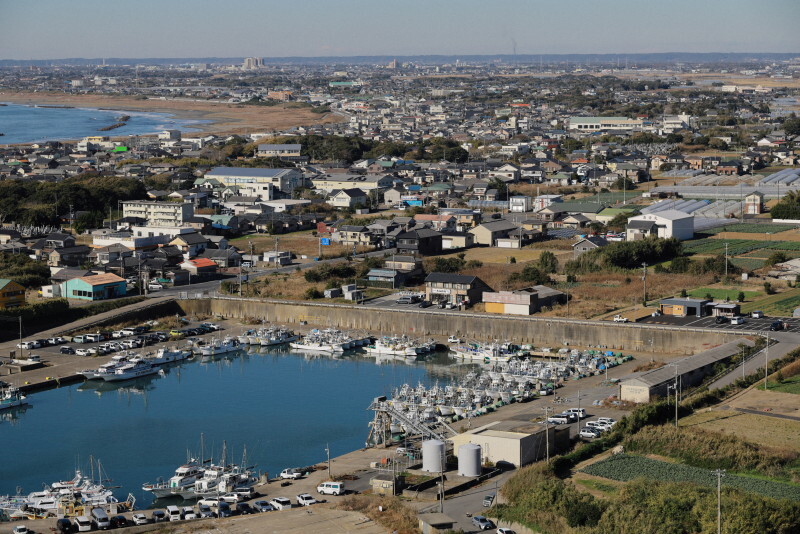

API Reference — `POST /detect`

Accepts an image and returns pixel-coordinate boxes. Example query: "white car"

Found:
[132,513,149,525]
[280,468,302,479]
[198,497,224,508]
[613,315,628,323]
[447,335,462,343]
[730,316,746,325]
[148,283,164,291]
[579,428,602,439]
[220,492,241,503]
[12,526,30,534]
[497,529,517,534]
[16,341,39,350]
[296,493,318,506]
[75,348,92,356]
[269,497,292,511]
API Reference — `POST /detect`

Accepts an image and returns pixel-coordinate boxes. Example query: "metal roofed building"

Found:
[620,339,755,403]
[567,116,645,132]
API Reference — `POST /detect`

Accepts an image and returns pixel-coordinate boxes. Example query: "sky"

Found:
[1,0,798,60]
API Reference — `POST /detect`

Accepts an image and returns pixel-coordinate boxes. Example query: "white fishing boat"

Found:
[142,460,205,499]
[259,327,298,346]
[149,347,192,364]
[199,336,240,356]
[78,353,131,380]
[0,386,26,411]
[103,360,159,382]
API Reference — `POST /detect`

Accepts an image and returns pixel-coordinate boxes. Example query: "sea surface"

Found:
[0,347,470,507]
[0,102,208,144]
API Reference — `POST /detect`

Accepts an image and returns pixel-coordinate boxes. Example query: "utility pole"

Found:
[325,443,331,479]
[541,407,552,463]
[764,332,770,390]
[641,262,648,306]
[724,242,728,279]
[713,468,725,534]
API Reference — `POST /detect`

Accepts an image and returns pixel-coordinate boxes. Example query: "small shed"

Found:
[419,513,457,534]
[712,302,740,317]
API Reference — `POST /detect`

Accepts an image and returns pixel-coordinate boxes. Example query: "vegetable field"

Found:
[684,238,800,257]
[581,454,800,501]
[701,223,798,235]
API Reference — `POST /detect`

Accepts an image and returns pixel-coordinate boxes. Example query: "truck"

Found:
[613,315,628,323]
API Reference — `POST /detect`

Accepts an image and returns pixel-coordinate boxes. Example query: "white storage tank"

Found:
[421,439,445,473]
[457,443,482,477]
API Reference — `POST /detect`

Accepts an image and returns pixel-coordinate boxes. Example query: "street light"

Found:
[324,443,332,479]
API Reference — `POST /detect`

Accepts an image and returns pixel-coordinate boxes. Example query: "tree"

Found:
[680,288,688,298]
[783,115,800,137]
[737,291,745,302]
[765,251,788,266]
[538,251,558,273]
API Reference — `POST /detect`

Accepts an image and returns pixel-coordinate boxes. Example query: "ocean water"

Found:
[0,103,208,144]
[0,347,468,507]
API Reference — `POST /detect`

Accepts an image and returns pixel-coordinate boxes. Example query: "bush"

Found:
[304,287,323,299]
[304,263,356,283]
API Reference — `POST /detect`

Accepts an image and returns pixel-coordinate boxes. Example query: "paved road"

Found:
[640,313,800,333]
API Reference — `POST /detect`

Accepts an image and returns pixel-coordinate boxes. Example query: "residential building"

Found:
[396,228,443,256]
[61,273,127,301]
[329,188,368,208]
[257,144,302,157]
[311,173,394,193]
[424,272,492,307]
[469,220,519,246]
[572,236,609,258]
[204,167,303,197]
[0,279,25,309]
[332,225,375,246]
[121,200,194,227]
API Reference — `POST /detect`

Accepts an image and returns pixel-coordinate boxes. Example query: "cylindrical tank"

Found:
[458,443,482,477]
[421,439,445,473]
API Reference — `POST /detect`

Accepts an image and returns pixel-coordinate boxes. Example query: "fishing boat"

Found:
[142,460,205,499]
[102,360,159,382]
[259,326,298,346]
[0,386,27,411]
[149,347,192,364]
[78,353,132,380]
[199,336,240,356]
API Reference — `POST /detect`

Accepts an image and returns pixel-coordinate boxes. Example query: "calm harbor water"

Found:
[0,347,469,507]
[0,103,208,144]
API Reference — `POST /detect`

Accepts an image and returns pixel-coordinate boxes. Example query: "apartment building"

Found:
[204,167,303,197]
[121,201,194,228]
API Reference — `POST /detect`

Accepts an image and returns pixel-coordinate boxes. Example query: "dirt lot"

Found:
[230,232,355,260]
[680,410,800,452]
[726,387,800,419]
[436,247,573,264]
[0,91,343,136]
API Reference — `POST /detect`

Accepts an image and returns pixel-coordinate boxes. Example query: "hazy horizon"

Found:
[1,0,798,61]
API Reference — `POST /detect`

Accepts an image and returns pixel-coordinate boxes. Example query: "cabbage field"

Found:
[581,454,800,501]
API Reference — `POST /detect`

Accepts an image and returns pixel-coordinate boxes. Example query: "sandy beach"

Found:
[0,91,344,137]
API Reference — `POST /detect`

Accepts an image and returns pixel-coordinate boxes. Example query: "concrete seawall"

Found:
[178,297,750,354]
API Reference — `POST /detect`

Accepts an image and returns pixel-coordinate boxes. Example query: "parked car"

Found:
[482,493,495,507]
[151,510,167,522]
[217,502,233,518]
[730,316,746,325]
[317,481,345,495]
[269,497,292,510]
[56,518,72,533]
[16,341,39,350]
[197,504,215,518]
[770,320,784,331]
[75,348,92,356]
[220,493,241,503]
[296,493,318,506]
[751,310,764,318]
[613,314,628,323]
[497,528,517,534]
[447,336,462,343]
[280,468,302,479]
[396,295,417,304]
[418,300,432,308]
[148,282,164,291]
[74,516,93,532]
[48,337,66,345]
[60,346,76,354]
[715,316,729,324]
[564,408,587,419]
[12,526,30,534]
[252,500,274,512]
[182,506,197,520]
[110,515,129,528]
[546,415,570,425]
[235,502,254,515]
[131,513,149,525]
[233,486,255,499]
[580,428,602,439]
[471,515,495,530]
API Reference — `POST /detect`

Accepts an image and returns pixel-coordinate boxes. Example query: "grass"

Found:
[769,375,800,395]
[686,287,760,300]
[230,230,355,259]
[433,247,572,264]
[701,223,799,235]
[573,477,621,497]
[680,411,800,452]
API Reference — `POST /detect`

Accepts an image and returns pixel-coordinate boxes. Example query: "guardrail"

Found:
[177,293,760,337]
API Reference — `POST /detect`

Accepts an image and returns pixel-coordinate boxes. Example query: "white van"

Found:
[75,516,93,532]
[565,408,587,419]
[91,507,109,530]
[85,333,103,343]
[730,316,746,325]
[316,481,345,495]
[166,505,182,521]
[546,415,570,425]
[71,335,89,344]
[182,506,197,520]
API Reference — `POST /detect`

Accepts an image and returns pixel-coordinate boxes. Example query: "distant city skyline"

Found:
[1,0,798,60]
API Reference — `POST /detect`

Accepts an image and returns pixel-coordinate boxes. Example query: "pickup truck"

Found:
[280,468,302,480]
[613,315,628,323]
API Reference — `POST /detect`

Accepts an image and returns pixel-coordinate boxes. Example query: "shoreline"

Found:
[0,91,344,138]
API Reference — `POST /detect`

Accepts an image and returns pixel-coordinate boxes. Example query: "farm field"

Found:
[683,238,800,256]
[739,288,800,315]
[686,287,761,300]
[701,223,800,235]
[434,247,572,264]
[727,387,800,419]
[680,410,800,451]
[581,454,800,501]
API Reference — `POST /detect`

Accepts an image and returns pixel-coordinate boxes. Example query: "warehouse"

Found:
[449,420,570,467]
[659,297,711,317]
[619,339,755,403]
[483,285,567,315]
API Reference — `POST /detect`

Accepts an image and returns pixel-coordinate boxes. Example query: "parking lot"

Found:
[639,313,800,333]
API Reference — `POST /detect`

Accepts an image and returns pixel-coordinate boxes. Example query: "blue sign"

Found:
[321,238,331,246]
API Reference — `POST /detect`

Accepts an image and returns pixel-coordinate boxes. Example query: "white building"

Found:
[509,195,532,213]
[567,116,644,132]
[121,201,194,228]
[204,167,304,197]
[626,209,694,241]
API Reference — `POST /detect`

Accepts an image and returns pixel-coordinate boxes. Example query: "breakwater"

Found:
[178,297,747,354]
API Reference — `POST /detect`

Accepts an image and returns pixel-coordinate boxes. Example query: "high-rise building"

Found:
[242,57,264,70]
[387,59,398,69]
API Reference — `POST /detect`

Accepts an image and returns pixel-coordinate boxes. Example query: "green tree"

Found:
[765,251,788,266]
[737,291,745,302]
[538,251,558,273]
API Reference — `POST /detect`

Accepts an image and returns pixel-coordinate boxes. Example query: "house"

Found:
[625,219,658,240]
[204,167,304,197]
[197,248,242,268]
[48,245,91,267]
[311,173,393,193]
[418,513,457,534]
[0,229,22,244]
[626,210,694,241]
[257,144,302,157]
[88,244,133,265]
[469,219,519,246]
[440,230,475,250]
[424,272,492,307]
[745,192,764,215]
[333,225,376,246]
[396,229,443,256]
[180,257,219,278]
[572,236,609,258]
[413,214,456,232]
[61,273,127,301]
[329,188,368,208]
[169,232,209,258]
[0,279,26,309]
